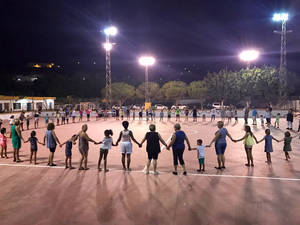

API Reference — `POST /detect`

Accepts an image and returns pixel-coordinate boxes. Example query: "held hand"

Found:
[139,144,142,148]
[188,147,191,151]
[59,144,62,148]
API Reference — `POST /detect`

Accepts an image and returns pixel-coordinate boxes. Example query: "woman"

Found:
[208,121,234,170]
[140,124,168,175]
[75,124,97,170]
[43,123,61,166]
[167,123,191,175]
[11,119,24,162]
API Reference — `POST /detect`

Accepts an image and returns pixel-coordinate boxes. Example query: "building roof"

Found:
[23,97,56,100]
[0,95,19,100]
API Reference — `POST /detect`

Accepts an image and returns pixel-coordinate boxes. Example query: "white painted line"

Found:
[1,163,300,181]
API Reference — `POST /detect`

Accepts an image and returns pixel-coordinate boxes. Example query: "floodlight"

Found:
[139,56,155,66]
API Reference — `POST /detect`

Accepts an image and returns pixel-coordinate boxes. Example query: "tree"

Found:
[187,81,207,105]
[135,82,160,101]
[161,81,187,102]
[102,82,135,105]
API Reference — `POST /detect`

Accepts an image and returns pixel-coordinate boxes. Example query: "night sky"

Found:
[1,0,300,83]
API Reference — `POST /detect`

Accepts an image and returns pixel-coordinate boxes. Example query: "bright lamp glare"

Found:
[272,13,289,22]
[103,43,113,51]
[239,50,260,62]
[104,26,118,36]
[139,56,155,66]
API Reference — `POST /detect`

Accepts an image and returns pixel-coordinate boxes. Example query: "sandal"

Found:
[183,171,187,176]
[215,167,222,170]
[78,167,84,170]
[172,171,178,175]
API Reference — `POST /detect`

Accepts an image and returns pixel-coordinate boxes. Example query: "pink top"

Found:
[0,133,7,147]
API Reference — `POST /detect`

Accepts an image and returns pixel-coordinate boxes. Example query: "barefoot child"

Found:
[275,113,280,128]
[140,124,168,175]
[234,125,258,167]
[24,131,44,164]
[278,131,298,161]
[257,129,279,164]
[0,128,8,158]
[116,121,140,171]
[60,135,77,169]
[96,129,116,172]
[190,139,209,172]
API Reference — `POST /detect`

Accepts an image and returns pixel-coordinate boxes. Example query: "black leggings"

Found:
[172,148,185,165]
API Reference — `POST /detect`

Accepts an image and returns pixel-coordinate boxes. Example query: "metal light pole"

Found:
[273,13,291,84]
[139,56,155,103]
[103,26,117,108]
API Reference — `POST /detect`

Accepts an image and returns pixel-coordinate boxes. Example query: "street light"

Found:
[139,56,155,103]
[103,26,118,108]
[239,49,259,68]
[273,12,291,85]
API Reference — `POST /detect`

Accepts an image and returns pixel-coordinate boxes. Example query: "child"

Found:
[116,121,140,171]
[167,109,171,121]
[275,113,280,128]
[132,109,136,120]
[60,135,77,169]
[121,109,124,120]
[34,112,39,129]
[257,129,279,164]
[72,110,76,123]
[26,115,30,130]
[202,112,206,122]
[185,109,189,121]
[286,109,293,130]
[9,115,15,127]
[234,125,258,167]
[260,115,264,126]
[278,131,298,161]
[56,111,60,126]
[140,124,167,175]
[66,113,69,124]
[190,139,209,172]
[0,128,8,158]
[96,129,116,172]
[45,114,49,125]
[24,131,44,164]
[139,109,143,121]
[51,113,55,124]
[234,110,238,124]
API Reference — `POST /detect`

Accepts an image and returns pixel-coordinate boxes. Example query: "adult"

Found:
[192,106,198,122]
[244,106,250,124]
[43,123,61,166]
[11,119,24,162]
[33,111,39,129]
[19,111,25,131]
[175,107,181,122]
[252,108,258,125]
[140,124,168,175]
[208,121,234,170]
[75,124,97,170]
[265,108,271,125]
[167,123,192,175]
[286,109,294,130]
[211,108,216,122]
[116,121,140,171]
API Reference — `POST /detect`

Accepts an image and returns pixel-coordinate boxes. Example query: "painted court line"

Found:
[1,163,300,182]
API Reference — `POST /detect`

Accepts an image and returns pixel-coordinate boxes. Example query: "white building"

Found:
[0,96,55,112]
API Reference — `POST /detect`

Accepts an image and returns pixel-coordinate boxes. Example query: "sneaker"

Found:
[153,171,159,175]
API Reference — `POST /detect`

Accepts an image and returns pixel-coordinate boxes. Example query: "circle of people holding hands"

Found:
[0,113,298,175]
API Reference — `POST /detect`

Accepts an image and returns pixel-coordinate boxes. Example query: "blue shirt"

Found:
[172,131,186,150]
[252,109,257,117]
[216,128,227,145]
[264,135,273,152]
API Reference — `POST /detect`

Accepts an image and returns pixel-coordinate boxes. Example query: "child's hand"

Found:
[59,144,62,148]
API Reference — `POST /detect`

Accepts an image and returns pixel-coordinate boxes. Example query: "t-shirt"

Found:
[252,109,257,117]
[100,137,113,149]
[172,131,186,150]
[197,145,205,158]
[211,109,216,115]
[216,128,227,145]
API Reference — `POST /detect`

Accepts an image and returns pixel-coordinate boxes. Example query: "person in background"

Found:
[26,115,31,130]
[72,109,76,123]
[192,106,198,122]
[211,108,216,122]
[19,111,25,131]
[286,109,294,130]
[244,105,249,125]
[45,113,49,125]
[260,115,265,126]
[34,111,39,129]
[252,108,257,125]
[274,113,280,128]
[265,108,271,126]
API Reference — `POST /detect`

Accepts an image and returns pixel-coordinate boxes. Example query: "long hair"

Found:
[245,125,253,137]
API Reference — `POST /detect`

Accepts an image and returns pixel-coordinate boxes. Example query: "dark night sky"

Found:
[1,0,300,83]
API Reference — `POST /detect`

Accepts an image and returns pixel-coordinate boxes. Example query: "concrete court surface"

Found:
[0,117,300,225]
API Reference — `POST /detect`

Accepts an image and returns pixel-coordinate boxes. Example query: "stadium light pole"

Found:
[239,49,260,69]
[139,56,155,103]
[103,26,117,108]
[273,13,291,85]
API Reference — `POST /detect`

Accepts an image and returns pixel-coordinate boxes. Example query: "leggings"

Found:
[172,148,185,165]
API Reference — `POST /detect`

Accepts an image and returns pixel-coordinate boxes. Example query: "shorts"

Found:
[65,148,72,157]
[176,114,180,117]
[168,115,171,118]
[49,147,56,153]
[87,114,90,118]
[198,158,205,165]
[100,148,109,154]
[215,143,227,155]
[121,142,132,154]
[266,118,271,123]
[147,151,159,160]
[31,148,37,152]
[34,118,39,122]
[0,143,7,148]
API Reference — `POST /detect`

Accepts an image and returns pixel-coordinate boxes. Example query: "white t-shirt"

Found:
[100,137,113,150]
[211,109,216,115]
[197,145,205,158]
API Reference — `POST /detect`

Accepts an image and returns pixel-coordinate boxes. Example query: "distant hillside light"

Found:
[33,64,41,68]
[239,50,260,62]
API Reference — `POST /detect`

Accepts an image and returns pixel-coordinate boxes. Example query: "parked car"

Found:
[155,104,168,110]
[212,102,228,110]
[171,105,187,110]
[132,105,143,110]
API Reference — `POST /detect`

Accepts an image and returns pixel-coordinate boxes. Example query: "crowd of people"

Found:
[0,104,299,174]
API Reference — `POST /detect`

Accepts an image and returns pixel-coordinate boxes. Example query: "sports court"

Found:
[0,117,300,225]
